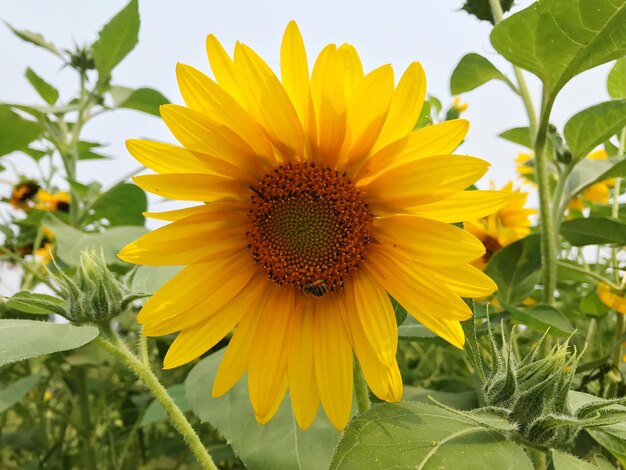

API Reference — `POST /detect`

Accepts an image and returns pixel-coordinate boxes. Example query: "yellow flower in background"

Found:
[9,180,40,209]
[515,152,535,185]
[568,149,615,214]
[36,227,55,265]
[597,282,626,315]
[452,97,468,112]
[465,182,536,270]
[35,191,71,213]
[119,22,507,430]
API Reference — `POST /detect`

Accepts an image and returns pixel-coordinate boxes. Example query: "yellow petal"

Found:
[371,61,426,154]
[374,215,485,267]
[118,209,247,266]
[340,292,402,402]
[411,190,511,223]
[163,274,268,369]
[280,22,310,129]
[206,34,241,101]
[287,298,320,430]
[314,295,353,431]
[362,155,490,210]
[126,139,210,174]
[343,268,397,366]
[248,286,294,424]
[143,203,243,222]
[233,43,304,160]
[341,65,394,167]
[176,63,275,165]
[139,254,257,335]
[311,44,347,166]
[355,119,469,183]
[425,264,498,298]
[366,244,473,325]
[337,44,364,99]
[133,173,245,202]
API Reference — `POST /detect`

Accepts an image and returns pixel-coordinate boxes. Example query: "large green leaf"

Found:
[3,22,62,57]
[587,423,626,467]
[564,100,626,159]
[561,217,626,246]
[330,402,533,469]
[87,183,147,226]
[499,126,532,148]
[485,234,541,304]
[110,86,169,116]
[130,266,182,294]
[25,68,59,105]
[491,0,626,97]
[45,216,147,265]
[0,106,41,157]
[552,450,614,470]
[565,156,626,202]
[186,349,342,470]
[0,375,41,415]
[450,53,512,94]
[6,291,66,316]
[608,57,626,98]
[141,384,190,427]
[502,302,574,336]
[92,0,140,82]
[0,320,98,367]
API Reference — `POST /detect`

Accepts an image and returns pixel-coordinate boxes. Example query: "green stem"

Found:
[76,368,98,470]
[94,326,217,470]
[535,93,558,305]
[488,0,538,135]
[552,160,576,227]
[353,361,371,414]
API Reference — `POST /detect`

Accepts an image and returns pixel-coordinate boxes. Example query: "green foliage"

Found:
[503,303,575,337]
[461,0,514,24]
[499,126,532,148]
[608,58,626,98]
[564,100,626,159]
[92,0,140,84]
[330,402,533,469]
[450,53,512,94]
[141,384,190,426]
[0,106,41,157]
[0,375,40,415]
[6,291,67,316]
[25,67,59,105]
[491,0,626,98]
[86,183,147,226]
[552,450,613,469]
[563,156,626,205]
[561,217,626,246]
[186,349,342,470]
[110,86,169,116]
[3,22,62,57]
[0,320,98,367]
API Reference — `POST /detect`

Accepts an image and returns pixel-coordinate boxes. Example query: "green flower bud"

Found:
[52,249,141,324]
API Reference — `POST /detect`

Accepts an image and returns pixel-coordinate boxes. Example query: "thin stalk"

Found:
[353,361,371,414]
[95,325,217,470]
[552,160,576,227]
[76,368,97,470]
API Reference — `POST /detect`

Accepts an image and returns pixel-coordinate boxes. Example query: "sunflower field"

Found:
[2,0,626,468]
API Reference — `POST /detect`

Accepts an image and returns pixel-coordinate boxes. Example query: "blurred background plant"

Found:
[1,0,626,469]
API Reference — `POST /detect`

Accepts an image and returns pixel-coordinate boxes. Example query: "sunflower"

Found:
[597,282,626,315]
[35,190,71,213]
[119,22,508,430]
[9,180,40,209]
[515,152,535,185]
[464,182,536,270]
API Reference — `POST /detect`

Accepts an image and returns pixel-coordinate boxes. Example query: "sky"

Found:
[0,0,616,293]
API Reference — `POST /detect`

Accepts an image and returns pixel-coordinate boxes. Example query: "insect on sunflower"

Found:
[119,21,509,430]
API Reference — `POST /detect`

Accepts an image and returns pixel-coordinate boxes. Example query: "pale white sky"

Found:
[0,0,615,293]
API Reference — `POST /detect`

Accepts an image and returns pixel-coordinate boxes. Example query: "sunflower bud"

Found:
[53,249,141,324]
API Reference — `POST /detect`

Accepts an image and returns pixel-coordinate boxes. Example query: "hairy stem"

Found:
[95,326,217,470]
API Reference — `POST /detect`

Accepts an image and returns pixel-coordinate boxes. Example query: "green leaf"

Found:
[77,141,109,160]
[0,320,98,367]
[141,384,190,426]
[110,86,168,116]
[131,266,182,294]
[552,450,614,470]
[502,303,575,336]
[485,234,541,304]
[92,0,140,82]
[87,183,147,226]
[561,217,626,246]
[0,106,41,157]
[565,157,626,202]
[6,292,66,316]
[330,402,533,470]
[186,349,342,470]
[491,0,626,98]
[403,386,478,410]
[587,423,626,467]
[398,316,444,343]
[44,216,147,265]
[450,53,512,94]
[499,127,532,148]
[461,0,514,24]
[0,375,41,415]
[608,57,626,98]
[3,22,62,57]
[25,68,59,105]
[564,100,626,159]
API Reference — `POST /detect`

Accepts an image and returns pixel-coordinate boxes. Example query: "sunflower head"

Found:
[35,191,71,213]
[120,21,508,430]
[9,180,40,209]
[597,282,626,315]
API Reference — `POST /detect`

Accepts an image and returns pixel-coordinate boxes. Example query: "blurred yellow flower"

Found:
[9,180,40,210]
[597,282,626,315]
[515,152,535,185]
[35,191,71,213]
[120,21,506,430]
[36,227,55,265]
[465,182,536,270]
[568,149,615,212]
[453,97,468,112]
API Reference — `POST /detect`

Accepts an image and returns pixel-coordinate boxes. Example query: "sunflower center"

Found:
[482,235,503,263]
[246,162,373,296]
